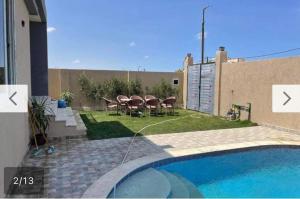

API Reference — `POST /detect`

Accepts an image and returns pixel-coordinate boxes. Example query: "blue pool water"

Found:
[157,147,300,198]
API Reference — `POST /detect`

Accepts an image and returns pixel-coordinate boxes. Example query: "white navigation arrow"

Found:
[282,91,291,106]
[9,91,17,106]
[0,85,28,113]
[273,85,300,113]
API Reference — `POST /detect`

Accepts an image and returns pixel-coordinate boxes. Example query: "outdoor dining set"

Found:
[102,95,177,116]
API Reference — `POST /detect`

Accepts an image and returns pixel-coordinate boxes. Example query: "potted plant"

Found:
[60,90,74,107]
[30,97,52,145]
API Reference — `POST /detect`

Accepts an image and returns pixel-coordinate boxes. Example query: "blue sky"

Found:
[46,0,300,71]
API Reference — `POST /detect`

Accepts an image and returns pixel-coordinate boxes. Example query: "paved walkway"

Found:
[22,126,300,197]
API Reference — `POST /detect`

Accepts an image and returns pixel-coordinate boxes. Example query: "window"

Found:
[173,79,179,85]
[0,0,5,84]
[0,0,15,84]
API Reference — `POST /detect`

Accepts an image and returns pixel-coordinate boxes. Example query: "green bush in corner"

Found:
[60,90,75,107]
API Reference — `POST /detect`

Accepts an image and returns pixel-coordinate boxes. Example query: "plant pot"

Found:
[58,99,67,108]
[31,133,47,146]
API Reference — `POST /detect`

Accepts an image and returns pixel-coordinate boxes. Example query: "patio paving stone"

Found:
[20,126,300,198]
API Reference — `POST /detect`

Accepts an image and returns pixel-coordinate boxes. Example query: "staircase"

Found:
[46,100,87,138]
[109,168,203,198]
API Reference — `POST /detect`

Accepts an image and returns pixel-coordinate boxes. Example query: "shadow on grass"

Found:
[107,113,122,116]
[151,111,180,117]
[80,114,141,140]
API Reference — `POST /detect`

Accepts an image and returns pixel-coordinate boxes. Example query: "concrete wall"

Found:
[213,50,227,116]
[30,21,48,96]
[219,56,300,131]
[48,69,183,109]
[0,0,31,196]
[182,54,193,109]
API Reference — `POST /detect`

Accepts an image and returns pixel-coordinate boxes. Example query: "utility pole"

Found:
[137,65,142,72]
[201,6,209,64]
[199,6,209,111]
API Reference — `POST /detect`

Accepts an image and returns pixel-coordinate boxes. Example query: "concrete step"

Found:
[48,105,86,137]
[160,170,190,198]
[110,168,171,198]
[54,107,77,126]
[73,110,87,131]
[48,117,86,138]
[32,97,86,138]
[174,173,203,198]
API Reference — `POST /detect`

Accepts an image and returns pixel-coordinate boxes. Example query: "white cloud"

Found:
[195,32,207,40]
[72,59,80,64]
[129,41,136,47]
[144,55,149,59]
[47,27,56,33]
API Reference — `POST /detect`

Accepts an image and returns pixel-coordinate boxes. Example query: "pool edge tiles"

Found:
[82,140,300,198]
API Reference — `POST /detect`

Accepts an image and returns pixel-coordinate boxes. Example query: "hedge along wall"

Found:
[48,68,183,110]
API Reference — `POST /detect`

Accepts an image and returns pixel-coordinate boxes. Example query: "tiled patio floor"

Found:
[22,126,300,198]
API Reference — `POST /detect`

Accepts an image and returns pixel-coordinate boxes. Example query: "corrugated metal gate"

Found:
[187,64,201,111]
[187,63,216,114]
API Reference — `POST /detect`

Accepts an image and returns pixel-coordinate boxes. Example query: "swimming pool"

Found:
[109,146,300,198]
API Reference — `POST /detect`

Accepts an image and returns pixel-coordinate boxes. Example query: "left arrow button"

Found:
[0,85,28,112]
[9,91,17,106]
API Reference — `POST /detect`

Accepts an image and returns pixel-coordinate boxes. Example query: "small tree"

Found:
[78,73,103,104]
[129,79,143,96]
[149,79,179,99]
[144,86,151,95]
[103,78,128,99]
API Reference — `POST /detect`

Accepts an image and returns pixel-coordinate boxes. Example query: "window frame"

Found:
[0,0,7,84]
[6,0,16,84]
[0,0,15,84]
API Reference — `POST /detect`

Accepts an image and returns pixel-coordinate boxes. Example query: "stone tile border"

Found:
[82,140,300,198]
[260,123,300,135]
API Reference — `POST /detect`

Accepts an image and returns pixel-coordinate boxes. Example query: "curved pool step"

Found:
[174,174,204,198]
[111,168,171,198]
[160,170,190,198]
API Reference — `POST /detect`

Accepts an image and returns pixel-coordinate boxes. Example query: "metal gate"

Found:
[187,63,216,114]
[187,64,201,111]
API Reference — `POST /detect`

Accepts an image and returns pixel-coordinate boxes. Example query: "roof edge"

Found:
[25,0,47,23]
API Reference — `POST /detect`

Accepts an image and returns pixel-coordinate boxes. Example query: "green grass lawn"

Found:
[80,109,256,140]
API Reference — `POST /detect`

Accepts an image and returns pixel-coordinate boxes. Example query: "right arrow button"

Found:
[283,91,291,106]
[273,85,300,113]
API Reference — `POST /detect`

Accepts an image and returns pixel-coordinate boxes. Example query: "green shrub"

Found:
[78,74,179,102]
[144,86,150,95]
[103,78,128,99]
[30,97,52,134]
[78,73,103,103]
[129,79,143,96]
[149,79,179,99]
[60,90,74,106]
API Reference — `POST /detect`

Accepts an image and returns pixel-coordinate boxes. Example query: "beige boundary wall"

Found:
[48,69,183,109]
[49,53,300,132]
[216,54,300,131]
